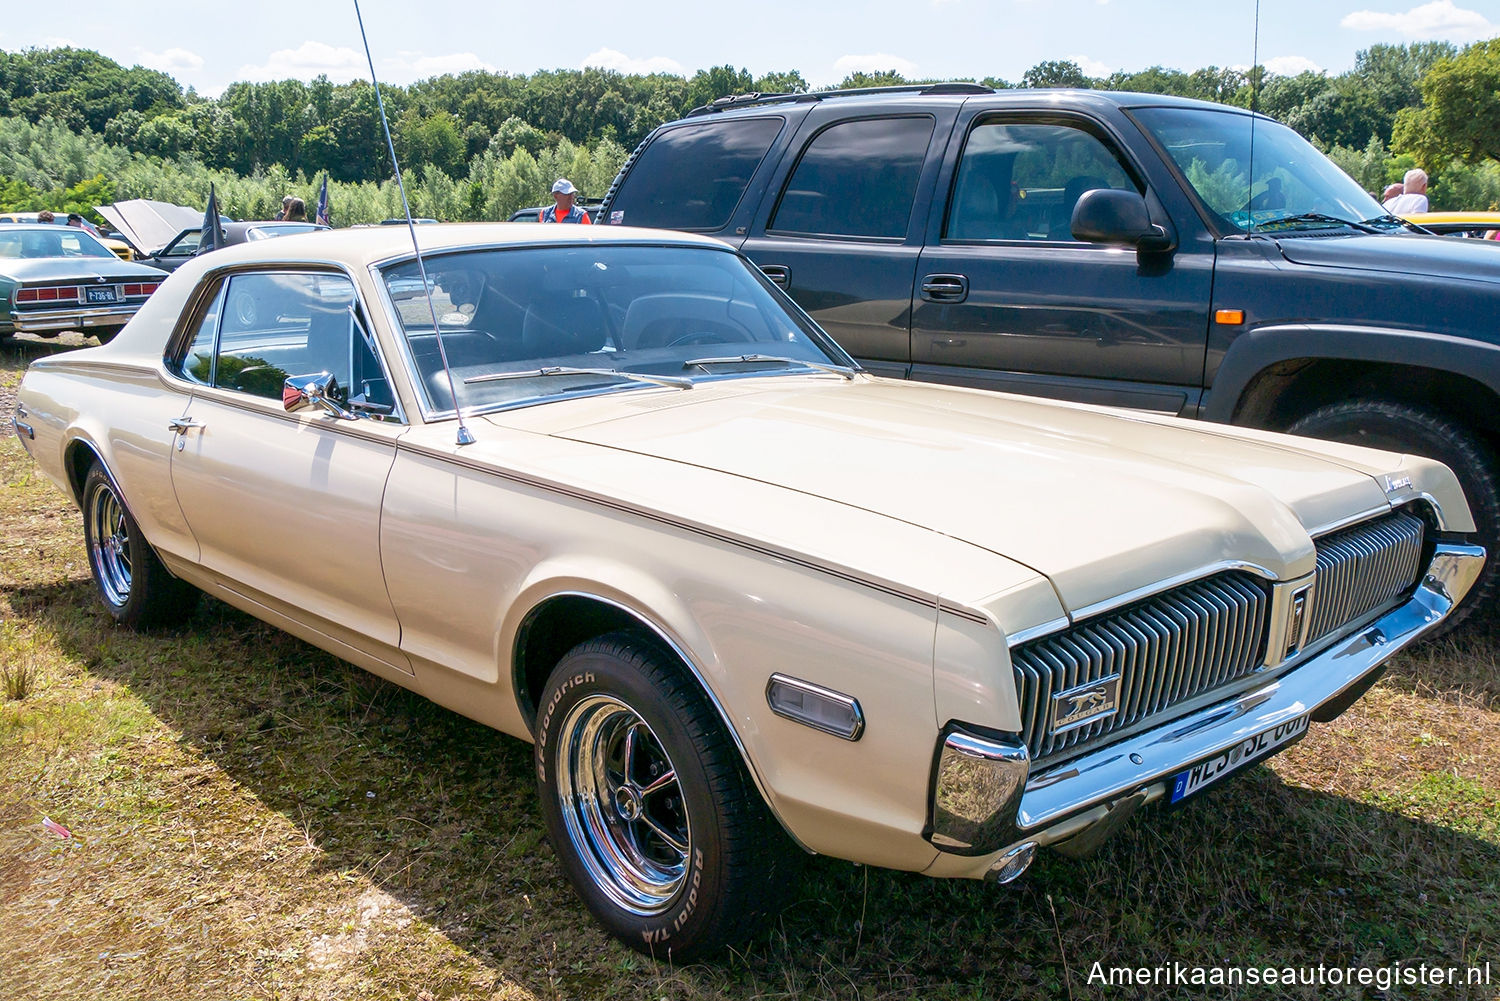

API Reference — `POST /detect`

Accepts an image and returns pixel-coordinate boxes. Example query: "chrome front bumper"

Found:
[928,541,1485,861]
[10,304,141,333]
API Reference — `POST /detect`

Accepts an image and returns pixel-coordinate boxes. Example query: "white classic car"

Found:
[12,224,1484,958]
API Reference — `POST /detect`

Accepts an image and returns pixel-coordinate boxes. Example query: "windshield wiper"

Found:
[1362,212,1431,234]
[463,366,693,389]
[1257,212,1379,234]
[682,354,856,380]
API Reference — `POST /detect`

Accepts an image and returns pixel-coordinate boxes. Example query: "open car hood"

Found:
[96,200,202,255]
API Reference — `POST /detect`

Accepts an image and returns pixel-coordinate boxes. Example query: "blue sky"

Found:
[2,0,1496,96]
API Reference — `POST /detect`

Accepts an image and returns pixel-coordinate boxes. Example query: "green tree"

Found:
[1393,39,1500,168]
[1022,60,1092,89]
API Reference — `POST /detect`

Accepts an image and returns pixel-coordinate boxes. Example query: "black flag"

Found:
[197,183,224,255]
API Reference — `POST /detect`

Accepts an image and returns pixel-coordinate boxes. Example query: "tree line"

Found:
[0,39,1497,228]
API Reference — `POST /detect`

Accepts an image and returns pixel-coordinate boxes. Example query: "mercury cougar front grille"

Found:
[1305,510,1426,644]
[1012,572,1269,760]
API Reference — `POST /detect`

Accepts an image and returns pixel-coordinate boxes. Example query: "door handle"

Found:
[168,417,206,434]
[760,264,791,289]
[921,274,969,303]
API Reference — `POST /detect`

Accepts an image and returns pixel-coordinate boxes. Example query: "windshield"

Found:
[0,226,119,260]
[1133,107,1392,234]
[380,244,851,415]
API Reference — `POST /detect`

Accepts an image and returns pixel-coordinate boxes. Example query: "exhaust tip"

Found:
[987,841,1038,885]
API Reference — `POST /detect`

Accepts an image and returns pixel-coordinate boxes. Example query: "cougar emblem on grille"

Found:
[1050,674,1121,735]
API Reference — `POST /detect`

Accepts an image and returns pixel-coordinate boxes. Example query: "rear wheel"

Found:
[82,464,198,629]
[1287,400,1499,633]
[534,632,795,959]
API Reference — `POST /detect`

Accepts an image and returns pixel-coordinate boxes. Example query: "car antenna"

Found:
[352,0,476,446]
[1245,0,1261,235]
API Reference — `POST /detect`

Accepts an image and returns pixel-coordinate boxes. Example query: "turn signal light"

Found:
[766,674,865,740]
[1215,308,1245,325]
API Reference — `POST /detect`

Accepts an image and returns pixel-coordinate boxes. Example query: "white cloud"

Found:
[1264,55,1324,75]
[394,51,495,78]
[582,48,685,75]
[138,47,205,74]
[1341,0,1494,39]
[238,41,367,83]
[832,52,920,77]
[1070,55,1113,78]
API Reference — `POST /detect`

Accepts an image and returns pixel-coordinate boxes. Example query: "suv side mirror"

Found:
[1072,189,1174,252]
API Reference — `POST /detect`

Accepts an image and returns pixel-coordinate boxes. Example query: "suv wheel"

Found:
[1287,400,1499,634]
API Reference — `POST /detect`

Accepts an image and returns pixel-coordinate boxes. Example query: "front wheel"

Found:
[534,632,795,959]
[82,464,199,629]
[1287,400,1500,634]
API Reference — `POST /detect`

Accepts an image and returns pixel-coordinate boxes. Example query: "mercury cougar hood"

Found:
[1275,232,1500,286]
[545,378,1403,614]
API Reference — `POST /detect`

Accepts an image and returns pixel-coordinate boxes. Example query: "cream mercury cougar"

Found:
[11,224,1485,958]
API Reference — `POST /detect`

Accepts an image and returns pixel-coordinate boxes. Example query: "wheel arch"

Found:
[509,586,811,852]
[1207,324,1500,436]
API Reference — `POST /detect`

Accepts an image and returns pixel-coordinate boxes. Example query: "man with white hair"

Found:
[1383,169,1429,214]
[540,178,592,224]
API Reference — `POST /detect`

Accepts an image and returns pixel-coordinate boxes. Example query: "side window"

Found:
[769,116,934,240]
[175,281,225,386]
[610,118,784,231]
[211,272,396,414]
[944,122,1136,242]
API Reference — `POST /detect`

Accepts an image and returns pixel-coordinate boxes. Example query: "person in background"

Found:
[36,210,54,224]
[284,197,307,222]
[1381,182,1404,204]
[278,195,295,220]
[540,178,591,224]
[66,213,84,228]
[1384,169,1429,214]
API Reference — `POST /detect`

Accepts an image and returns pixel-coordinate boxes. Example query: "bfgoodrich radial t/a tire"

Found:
[81,463,198,629]
[1288,399,1500,634]
[534,631,795,959]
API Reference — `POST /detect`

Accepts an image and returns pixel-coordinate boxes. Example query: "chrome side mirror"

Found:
[283,372,356,420]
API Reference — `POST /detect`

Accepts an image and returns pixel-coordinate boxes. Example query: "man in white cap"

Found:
[541,178,592,224]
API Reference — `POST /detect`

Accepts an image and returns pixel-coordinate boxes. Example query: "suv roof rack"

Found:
[686,82,994,117]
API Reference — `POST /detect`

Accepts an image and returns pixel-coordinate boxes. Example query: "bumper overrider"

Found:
[926,541,1485,881]
[10,305,141,333]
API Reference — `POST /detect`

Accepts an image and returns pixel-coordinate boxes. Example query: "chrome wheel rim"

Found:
[87,482,132,607]
[556,695,691,915]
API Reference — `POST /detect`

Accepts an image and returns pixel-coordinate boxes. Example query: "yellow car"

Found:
[0,211,136,260]
[1402,211,1500,240]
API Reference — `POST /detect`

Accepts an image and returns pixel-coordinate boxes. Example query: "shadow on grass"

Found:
[14,578,1500,1000]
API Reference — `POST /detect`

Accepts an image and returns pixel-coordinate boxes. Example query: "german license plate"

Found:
[84,285,118,304]
[1169,714,1310,804]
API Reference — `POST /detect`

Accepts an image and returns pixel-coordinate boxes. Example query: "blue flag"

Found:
[197,183,224,255]
[316,175,331,227]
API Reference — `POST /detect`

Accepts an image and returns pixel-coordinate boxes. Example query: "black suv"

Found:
[600,84,1500,627]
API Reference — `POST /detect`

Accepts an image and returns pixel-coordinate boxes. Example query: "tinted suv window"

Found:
[770,116,934,240]
[610,118,783,231]
[944,122,1135,241]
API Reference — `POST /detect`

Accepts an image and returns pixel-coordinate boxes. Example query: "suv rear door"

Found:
[910,106,1215,413]
[739,101,958,377]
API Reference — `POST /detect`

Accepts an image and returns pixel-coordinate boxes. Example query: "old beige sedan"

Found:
[12,224,1485,958]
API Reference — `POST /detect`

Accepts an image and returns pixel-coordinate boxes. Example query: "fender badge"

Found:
[1384,474,1413,493]
[1049,674,1121,736]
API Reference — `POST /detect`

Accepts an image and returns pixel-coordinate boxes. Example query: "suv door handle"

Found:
[921,274,969,303]
[760,264,791,288]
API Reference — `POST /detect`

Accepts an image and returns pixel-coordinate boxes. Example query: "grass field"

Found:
[1,339,1497,1000]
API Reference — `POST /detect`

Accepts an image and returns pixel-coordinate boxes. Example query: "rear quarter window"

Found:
[609,117,784,231]
[769,116,935,240]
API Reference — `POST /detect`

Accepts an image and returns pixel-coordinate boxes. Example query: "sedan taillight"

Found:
[123,282,160,297]
[15,285,82,303]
